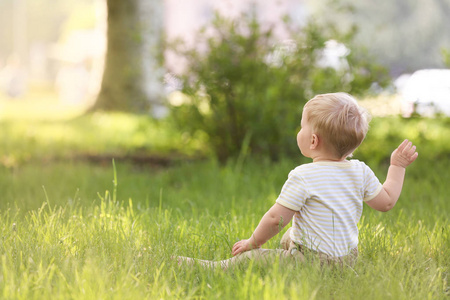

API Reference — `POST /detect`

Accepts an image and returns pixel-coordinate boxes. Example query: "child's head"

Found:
[303,92,371,158]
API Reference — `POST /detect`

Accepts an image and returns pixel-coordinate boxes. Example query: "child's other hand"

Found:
[390,139,418,168]
[232,239,259,256]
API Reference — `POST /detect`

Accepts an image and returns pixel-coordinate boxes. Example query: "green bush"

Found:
[168,13,389,162]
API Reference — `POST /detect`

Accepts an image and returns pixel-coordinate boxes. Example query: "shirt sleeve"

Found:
[275,170,308,211]
[362,163,383,202]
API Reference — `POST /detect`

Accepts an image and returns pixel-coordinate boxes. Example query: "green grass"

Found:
[1,157,449,299]
[0,111,207,168]
[0,106,449,299]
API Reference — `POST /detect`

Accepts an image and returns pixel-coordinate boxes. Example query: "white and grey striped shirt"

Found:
[276,160,382,257]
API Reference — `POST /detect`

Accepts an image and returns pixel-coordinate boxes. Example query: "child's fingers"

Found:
[402,141,418,164]
[402,141,413,155]
[232,241,243,256]
[232,242,239,251]
[407,145,417,157]
[398,139,418,159]
[397,139,409,152]
[232,246,242,256]
[403,141,418,159]
[411,151,419,161]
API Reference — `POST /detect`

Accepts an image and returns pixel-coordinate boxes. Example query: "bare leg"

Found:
[177,248,292,270]
[175,227,305,269]
[176,229,305,270]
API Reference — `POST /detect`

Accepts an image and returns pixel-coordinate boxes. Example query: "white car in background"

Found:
[399,69,450,117]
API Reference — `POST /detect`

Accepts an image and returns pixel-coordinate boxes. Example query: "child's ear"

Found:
[310,133,319,149]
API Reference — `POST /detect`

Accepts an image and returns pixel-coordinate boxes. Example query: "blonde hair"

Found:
[303,92,371,158]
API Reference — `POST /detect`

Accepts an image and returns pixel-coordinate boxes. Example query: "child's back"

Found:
[276,160,381,257]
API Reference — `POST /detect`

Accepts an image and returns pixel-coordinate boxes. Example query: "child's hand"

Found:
[390,139,418,168]
[232,238,259,256]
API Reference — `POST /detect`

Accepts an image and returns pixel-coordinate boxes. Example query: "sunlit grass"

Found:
[0,156,448,299]
[0,111,208,168]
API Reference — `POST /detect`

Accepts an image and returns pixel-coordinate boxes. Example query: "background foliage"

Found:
[169,13,390,162]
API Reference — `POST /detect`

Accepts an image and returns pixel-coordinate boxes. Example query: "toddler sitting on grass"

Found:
[178,92,418,269]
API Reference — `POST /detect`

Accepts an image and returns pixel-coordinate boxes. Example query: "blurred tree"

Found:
[93,0,164,113]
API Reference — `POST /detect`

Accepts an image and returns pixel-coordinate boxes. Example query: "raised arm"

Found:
[366,139,418,212]
[231,203,295,256]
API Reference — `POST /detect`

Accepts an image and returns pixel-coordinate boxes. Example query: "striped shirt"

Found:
[276,160,382,257]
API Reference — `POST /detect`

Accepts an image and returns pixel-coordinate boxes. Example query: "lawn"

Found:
[0,100,449,299]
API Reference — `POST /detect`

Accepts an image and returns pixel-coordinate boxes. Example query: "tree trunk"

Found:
[94,0,164,113]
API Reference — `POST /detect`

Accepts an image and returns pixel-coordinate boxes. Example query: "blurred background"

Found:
[0,0,449,166]
[0,0,449,111]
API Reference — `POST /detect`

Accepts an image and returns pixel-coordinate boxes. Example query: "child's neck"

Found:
[310,149,346,163]
[312,157,347,163]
